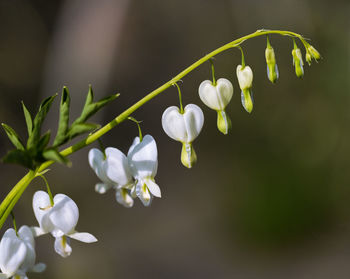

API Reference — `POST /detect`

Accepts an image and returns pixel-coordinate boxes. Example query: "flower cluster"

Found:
[0,191,97,277]
[89,135,160,207]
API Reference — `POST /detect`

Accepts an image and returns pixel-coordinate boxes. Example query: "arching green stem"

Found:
[0,29,312,230]
[173,82,184,114]
[128,116,143,142]
[237,46,246,68]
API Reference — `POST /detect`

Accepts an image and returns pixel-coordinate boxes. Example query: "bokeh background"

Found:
[0,0,349,278]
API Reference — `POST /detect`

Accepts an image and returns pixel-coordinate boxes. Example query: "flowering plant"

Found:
[0,29,320,276]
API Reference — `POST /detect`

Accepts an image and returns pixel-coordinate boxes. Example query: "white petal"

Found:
[32,191,52,232]
[198,79,233,111]
[216,78,233,108]
[50,194,79,235]
[95,183,112,194]
[236,65,253,90]
[54,236,72,258]
[136,183,152,206]
[31,263,46,273]
[88,148,112,184]
[0,229,27,277]
[17,226,34,248]
[30,227,46,238]
[105,147,133,186]
[116,189,134,208]
[144,178,161,198]
[18,242,35,275]
[161,106,188,142]
[128,135,158,179]
[68,232,97,243]
[183,104,204,143]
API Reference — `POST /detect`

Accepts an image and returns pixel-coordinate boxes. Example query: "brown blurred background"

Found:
[0,0,349,278]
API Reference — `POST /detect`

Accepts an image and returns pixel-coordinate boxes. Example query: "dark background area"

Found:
[0,0,349,278]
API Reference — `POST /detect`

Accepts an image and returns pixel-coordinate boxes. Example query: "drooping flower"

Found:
[88,148,135,208]
[265,42,279,83]
[292,47,304,78]
[32,191,97,258]
[305,44,321,65]
[198,78,233,134]
[0,226,45,279]
[236,65,254,113]
[162,104,204,168]
[127,135,161,206]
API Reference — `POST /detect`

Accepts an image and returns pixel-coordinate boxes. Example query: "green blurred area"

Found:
[0,0,349,278]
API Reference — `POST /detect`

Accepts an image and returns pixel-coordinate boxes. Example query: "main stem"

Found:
[0,29,308,229]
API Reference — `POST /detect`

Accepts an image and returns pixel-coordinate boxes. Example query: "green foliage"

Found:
[1,86,118,169]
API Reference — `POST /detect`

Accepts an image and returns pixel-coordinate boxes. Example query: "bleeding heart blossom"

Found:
[0,226,45,279]
[88,147,135,208]
[236,65,254,113]
[198,78,233,134]
[127,135,161,206]
[162,104,204,168]
[32,191,97,258]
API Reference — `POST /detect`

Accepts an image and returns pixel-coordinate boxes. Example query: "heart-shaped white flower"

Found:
[198,78,233,134]
[0,226,45,278]
[127,135,161,206]
[162,104,204,168]
[88,148,135,208]
[198,78,233,111]
[32,191,97,258]
[236,65,254,113]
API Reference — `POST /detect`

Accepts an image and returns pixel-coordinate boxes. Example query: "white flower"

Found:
[32,191,97,258]
[0,226,45,279]
[161,104,204,168]
[88,148,135,208]
[198,78,233,134]
[236,65,254,113]
[127,135,161,206]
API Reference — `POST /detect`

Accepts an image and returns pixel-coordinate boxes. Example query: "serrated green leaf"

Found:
[43,148,70,165]
[73,86,119,125]
[53,87,71,147]
[21,102,33,137]
[68,123,99,139]
[37,131,51,152]
[2,149,34,169]
[1,123,25,150]
[27,94,57,149]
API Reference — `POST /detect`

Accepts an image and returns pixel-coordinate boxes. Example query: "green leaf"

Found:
[2,149,34,169]
[53,87,71,147]
[1,123,25,150]
[68,123,99,139]
[73,86,119,125]
[27,94,57,149]
[21,102,33,137]
[37,131,51,152]
[43,148,70,166]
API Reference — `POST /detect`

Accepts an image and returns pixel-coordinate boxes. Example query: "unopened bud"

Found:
[292,48,304,78]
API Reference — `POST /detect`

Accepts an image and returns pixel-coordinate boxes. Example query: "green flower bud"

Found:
[181,142,197,168]
[308,45,321,60]
[217,110,231,135]
[292,48,304,78]
[265,46,279,83]
[305,52,312,66]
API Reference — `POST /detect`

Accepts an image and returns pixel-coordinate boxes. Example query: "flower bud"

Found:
[217,110,231,135]
[265,46,279,83]
[181,143,197,168]
[308,45,321,60]
[305,52,312,66]
[237,65,254,113]
[292,48,304,78]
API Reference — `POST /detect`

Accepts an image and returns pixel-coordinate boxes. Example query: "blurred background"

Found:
[0,0,349,278]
